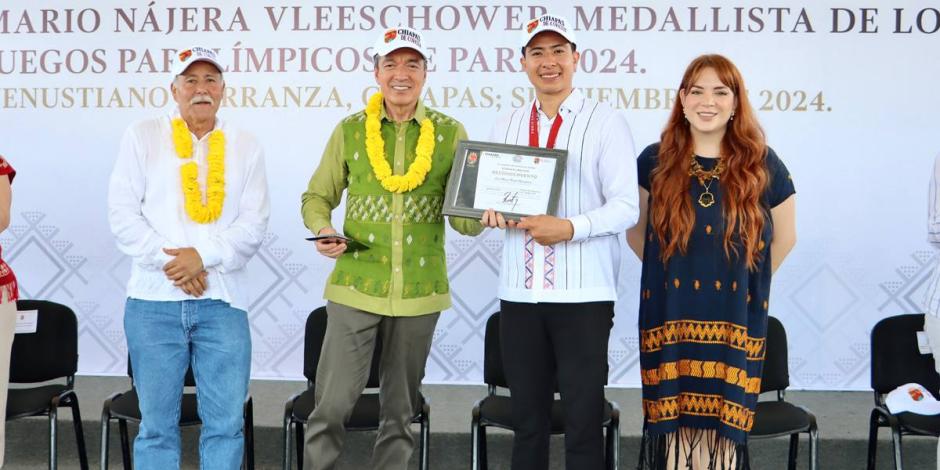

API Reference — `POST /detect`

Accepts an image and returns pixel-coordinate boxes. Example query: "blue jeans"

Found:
[124,298,251,470]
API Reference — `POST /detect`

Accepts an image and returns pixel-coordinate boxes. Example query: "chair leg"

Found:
[890,426,903,470]
[295,422,305,470]
[787,433,799,470]
[69,396,89,470]
[809,424,819,470]
[244,398,255,470]
[606,419,620,470]
[867,409,880,470]
[99,414,110,470]
[479,426,488,470]
[470,420,480,470]
[283,420,293,470]
[420,413,430,470]
[604,424,613,470]
[49,405,58,470]
[119,419,132,470]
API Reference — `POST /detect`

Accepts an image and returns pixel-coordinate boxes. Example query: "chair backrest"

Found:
[759,315,789,393]
[870,313,940,397]
[10,299,78,383]
[482,311,508,388]
[304,306,382,388]
[127,356,197,387]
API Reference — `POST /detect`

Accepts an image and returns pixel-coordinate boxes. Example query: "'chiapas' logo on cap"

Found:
[396,28,422,47]
[384,29,397,43]
[178,49,193,62]
[539,15,567,32]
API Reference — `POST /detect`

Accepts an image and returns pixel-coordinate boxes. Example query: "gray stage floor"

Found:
[4,376,935,469]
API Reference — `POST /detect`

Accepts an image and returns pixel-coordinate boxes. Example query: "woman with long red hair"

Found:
[627,54,797,469]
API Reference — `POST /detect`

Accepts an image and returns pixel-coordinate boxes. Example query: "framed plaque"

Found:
[443,140,567,221]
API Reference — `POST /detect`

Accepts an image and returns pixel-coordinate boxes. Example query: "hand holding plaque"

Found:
[443,140,567,221]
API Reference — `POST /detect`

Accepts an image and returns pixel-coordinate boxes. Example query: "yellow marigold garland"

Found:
[364,92,435,193]
[171,118,225,224]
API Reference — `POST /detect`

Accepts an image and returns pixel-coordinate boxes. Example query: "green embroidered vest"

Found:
[325,106,463,316]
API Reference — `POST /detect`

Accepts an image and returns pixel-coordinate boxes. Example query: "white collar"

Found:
[169,109,223,139]
[534,88,584,119]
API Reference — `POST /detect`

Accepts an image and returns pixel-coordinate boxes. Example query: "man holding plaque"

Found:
[481,14,639,470]
[301,27,482,469]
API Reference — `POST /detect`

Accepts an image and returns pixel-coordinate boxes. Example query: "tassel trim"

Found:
[638,428,749,470]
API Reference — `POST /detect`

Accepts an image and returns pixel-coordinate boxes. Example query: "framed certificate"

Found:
[443,140,567,221]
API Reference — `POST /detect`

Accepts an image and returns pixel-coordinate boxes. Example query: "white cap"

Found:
[885,383,940,415]
[171,46,224,82]
[522,14,577,50]
[373,27,430,61]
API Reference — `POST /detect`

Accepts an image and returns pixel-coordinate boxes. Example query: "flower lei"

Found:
[364,92,436,193]
[171,118,225,224]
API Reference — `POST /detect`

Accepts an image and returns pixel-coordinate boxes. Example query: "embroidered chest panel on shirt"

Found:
[345,194,444,224]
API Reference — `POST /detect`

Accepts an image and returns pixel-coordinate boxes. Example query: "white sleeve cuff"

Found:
[568,214,592,242]
[193,241,222,269]
[155,249,174,268]
[138,249,174,270]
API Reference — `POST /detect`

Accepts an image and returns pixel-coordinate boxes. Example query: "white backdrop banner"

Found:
[1,0,936,389]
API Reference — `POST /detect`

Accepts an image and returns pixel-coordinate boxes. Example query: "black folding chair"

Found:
[282,306,430,470]
[100,358,255,469]
[6,299,89,470]
[470,311,620,470]
[749,315,819,470]
[867,313,940,470]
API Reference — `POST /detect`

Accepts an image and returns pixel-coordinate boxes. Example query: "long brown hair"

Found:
[649,54,768,270]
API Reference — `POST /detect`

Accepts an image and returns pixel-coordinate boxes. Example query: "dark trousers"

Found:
[500,300,614,470]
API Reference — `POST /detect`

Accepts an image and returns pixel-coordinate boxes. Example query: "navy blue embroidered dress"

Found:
[636,143,795,466]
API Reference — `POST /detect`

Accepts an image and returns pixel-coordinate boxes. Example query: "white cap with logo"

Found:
[373,27,430,61]
[885,383,940,415]
[522,14,577,50]
[170,46,225,83]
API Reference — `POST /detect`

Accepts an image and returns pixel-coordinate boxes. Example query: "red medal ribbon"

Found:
[526,102,563,290]
[529,102,563,149]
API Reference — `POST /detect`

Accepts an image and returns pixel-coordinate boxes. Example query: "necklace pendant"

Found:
[698,191,716,208]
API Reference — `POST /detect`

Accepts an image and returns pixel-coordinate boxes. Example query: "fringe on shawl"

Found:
[638,428,749,470]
